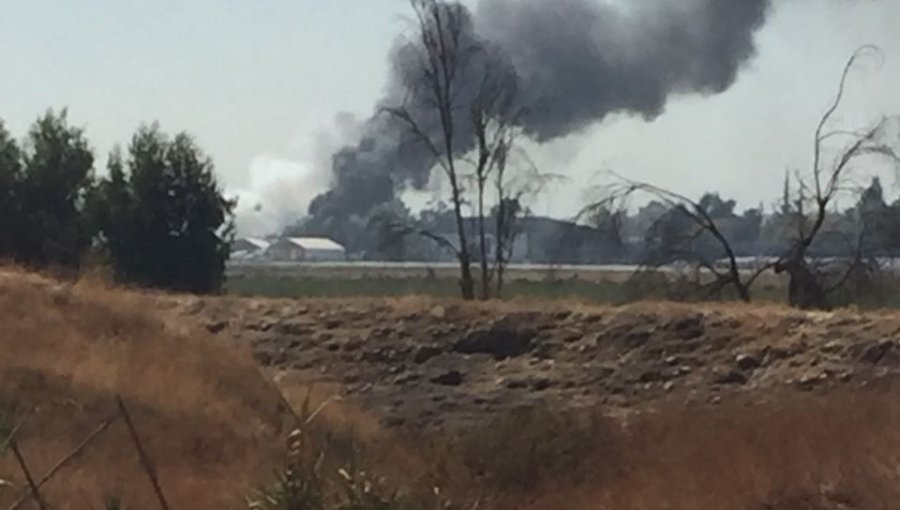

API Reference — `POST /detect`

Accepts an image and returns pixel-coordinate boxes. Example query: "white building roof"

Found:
[284,237,346,252]
[240,237,271,250]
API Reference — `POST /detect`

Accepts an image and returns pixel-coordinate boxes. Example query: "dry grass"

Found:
[4,267,900,509]
[0,268,289,509]
[535,390,900,510]
[274,375,900,510]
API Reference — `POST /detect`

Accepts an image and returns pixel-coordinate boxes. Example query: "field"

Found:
[226,261,900,310]
[226,261,789,304]
[6,267,900,509]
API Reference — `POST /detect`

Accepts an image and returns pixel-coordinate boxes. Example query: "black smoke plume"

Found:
[304,0,771,245]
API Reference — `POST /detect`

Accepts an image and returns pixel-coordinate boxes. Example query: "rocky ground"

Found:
[170,296,900,430]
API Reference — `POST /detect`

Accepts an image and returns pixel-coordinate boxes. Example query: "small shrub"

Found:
[250,392,417,510]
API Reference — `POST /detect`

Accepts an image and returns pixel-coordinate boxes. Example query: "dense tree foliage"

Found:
[93,125,235,293]
[14,110,95,268]
[0,120,21,259]
[0,112,234,293]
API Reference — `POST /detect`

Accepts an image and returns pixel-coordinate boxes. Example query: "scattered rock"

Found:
[553,311,572,321]
[371,327,393,339]
[624,330,651,348]
[413,345,443,364]
[205,320,228,334]
[859,340,895,365]
[714,370,749,385]
[736,353,762,371]
[394,372,420,385]
[798,373,824,391]
[669,315,705,340]
[559,329,583,343]
[430,305,447,319]
[343,338,365,351]
[639,370,663,383]
[431,370,464,387]
[254,348,286,367]
[505,378,528,390]
[452,326,535,360]
[246,320,274,332]
[362,348,402,363]
[821,341,844,354]
[767,346,796,360]
[530,377,553,391]
[595,365,617,379]
[276,320,312,336]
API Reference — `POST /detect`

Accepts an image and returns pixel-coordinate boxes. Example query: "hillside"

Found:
[171,293,900,509]
[179,295,900,430]
[0,270,288,509]
[6,269,900,509]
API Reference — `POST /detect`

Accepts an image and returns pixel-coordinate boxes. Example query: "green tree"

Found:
[95,124,234,293]
[16,109,95,268]
[0,119,22,258]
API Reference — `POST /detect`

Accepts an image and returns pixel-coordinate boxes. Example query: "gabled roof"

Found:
[238,237,271,250]
[281,237,346,252]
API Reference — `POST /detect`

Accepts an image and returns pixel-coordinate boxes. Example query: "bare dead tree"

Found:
[583,175,772,302]
[775,46,900,309]
[470,57,521,299]
[383,0,480,300]
[492,151,561,298]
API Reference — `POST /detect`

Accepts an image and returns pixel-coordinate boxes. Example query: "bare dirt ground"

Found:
[171,293,900,431]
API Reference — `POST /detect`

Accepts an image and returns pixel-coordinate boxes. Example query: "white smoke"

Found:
[232,155,326,236]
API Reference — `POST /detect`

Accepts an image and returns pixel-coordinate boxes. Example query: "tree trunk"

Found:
[477,182,490,300]
[776,249,831,310]
[449,171,475,300]
[495,220,506,299]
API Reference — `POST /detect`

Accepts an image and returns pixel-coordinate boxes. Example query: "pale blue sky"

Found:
[2,1,900,234]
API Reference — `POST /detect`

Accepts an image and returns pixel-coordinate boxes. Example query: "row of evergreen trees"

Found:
[0,110,234,293]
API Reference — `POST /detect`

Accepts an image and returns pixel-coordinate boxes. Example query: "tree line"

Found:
[0,109,234,293]
[584,47,900,310]
[290,14,899,312]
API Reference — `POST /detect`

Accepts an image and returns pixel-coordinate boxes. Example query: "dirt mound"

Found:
[0,269,288,509]
[7,271,900,509]
[178,296,900,430]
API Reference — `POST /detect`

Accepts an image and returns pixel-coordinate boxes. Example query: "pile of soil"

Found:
[176,296,900,431]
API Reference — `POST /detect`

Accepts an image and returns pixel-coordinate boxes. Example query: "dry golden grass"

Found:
[5,267,900,509]
[0,268,289,509]
[521,390,900,510]
[274,373,900,510]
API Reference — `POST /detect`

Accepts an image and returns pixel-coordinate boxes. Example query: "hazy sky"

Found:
[2,0,899,234]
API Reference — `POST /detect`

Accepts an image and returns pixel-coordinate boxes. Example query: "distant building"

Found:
[266,237,347,262]
[231,237,271,260]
